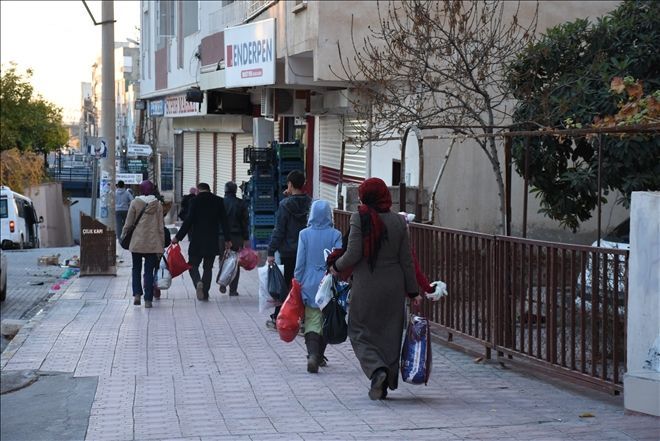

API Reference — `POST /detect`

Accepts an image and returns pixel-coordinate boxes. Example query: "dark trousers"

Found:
[188,254,215,296]
[116,210,128,239]
[132,253,158,301]
[272,255,297,320]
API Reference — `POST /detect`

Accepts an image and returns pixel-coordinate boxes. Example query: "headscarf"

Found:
[139,180,155,196]
[357,177,392,271]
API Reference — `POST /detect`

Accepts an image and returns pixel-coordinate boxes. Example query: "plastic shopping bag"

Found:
[238,247,259,271]
[216,249,239,287]
[400,314,432,385]
[258,264,284,313]
[166,243,191,278]
[315,273,334,310]
[276,278,305,342]
[156,256,172,289]
[267,263,288,302]
[322,287,348,345]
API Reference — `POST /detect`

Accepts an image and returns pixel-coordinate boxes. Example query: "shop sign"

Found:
[224,18,276,87]
[149,99,165,117]
[164,94,206,117]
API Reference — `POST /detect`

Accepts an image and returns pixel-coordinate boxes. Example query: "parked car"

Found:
[0,185,42,249]
[0,250,7,301]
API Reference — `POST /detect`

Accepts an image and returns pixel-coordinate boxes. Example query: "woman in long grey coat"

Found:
[330,177,420,400]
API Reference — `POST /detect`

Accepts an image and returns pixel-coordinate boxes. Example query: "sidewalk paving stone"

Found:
[1,243,658,440]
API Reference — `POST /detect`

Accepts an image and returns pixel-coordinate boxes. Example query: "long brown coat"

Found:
[121,196,164,254]
[335,211,417,391]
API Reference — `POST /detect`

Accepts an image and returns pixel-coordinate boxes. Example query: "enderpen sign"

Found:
[224,18,276,88]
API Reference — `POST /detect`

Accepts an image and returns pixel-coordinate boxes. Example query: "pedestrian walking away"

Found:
[121,180,164,309]
[218,181,250,296]
[266,170,312,328]
[330,177,420,400]
[294,199,342,373]
[115,180,134,240]
[172,182,231,301]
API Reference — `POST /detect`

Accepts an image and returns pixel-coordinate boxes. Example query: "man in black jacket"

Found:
[266,170,312,326]
[219,181,249,296]
[172,183,231,301]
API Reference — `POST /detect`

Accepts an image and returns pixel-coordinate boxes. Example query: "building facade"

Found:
[138,0,626,243]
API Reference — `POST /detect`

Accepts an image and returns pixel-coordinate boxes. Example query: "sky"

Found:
[1,0,141,123]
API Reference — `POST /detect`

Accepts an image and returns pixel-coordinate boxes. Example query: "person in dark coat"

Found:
[330,177,421,400]
[218,181,249,296]
[172,182,231,301]
[266,170,311,327]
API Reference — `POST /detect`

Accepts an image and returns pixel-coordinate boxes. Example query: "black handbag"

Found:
[119,204,147,250]
[267,263,288,302]
[322,293,348,345]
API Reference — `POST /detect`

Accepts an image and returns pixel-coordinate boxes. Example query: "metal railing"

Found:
[334,210,628,393]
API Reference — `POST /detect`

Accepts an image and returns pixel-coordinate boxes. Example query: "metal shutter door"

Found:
[216,134,233,192]
[318,116,342,206]
[234,133,253,196]
[273,119,280,143]
[182,132,197,196]
[343,118,368,181]
[198,133,214,189]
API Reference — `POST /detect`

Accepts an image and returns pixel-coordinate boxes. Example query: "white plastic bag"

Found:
[156,255,172,289]
[217,250,239,288]
[426,280,448,301]
[315,273,334,311]
[258,264,284,313]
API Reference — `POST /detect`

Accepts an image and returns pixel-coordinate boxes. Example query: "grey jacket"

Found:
[115,188,134,211]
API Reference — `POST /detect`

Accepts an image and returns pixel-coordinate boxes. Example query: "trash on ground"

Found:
[38,255,60,266]
[65,256,80,268]
[579,412,595,418]
[28,281,45,286]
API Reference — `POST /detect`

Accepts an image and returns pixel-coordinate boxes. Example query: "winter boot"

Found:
[305,332,321,373]
[319,335,328,367]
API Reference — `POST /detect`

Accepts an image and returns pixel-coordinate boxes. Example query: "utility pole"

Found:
[98,0,116,231]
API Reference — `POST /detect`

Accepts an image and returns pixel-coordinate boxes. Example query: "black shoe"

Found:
[219,285,227,293]
[196,282,205,300]
[307,354,320,374]
[133,295,141,305]
[228,291,239,296]
[369,369,387,400]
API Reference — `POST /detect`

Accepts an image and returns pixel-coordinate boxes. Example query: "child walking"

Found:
[294,199,342,373]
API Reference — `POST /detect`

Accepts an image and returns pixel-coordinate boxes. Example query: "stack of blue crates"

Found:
[244,147,278,250]
[244,142,305,250]
[275,141,304,194]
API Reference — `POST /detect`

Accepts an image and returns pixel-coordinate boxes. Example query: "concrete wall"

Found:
[24,183,74,248]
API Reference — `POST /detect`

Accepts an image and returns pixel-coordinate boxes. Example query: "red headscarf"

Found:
[357,178,392,271]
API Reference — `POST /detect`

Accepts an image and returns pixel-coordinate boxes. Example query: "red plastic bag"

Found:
[276,279,305,342]
[238,247,259,271]
[166,243,191,278]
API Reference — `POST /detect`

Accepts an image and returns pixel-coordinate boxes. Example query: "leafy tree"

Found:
[0,62,68,153]
[507,0,660,231]
[335,0,537,232]
[0,148,45,192]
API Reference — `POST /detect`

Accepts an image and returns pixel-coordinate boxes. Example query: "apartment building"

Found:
[139,0,625,242]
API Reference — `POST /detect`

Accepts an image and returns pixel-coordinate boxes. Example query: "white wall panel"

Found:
[182,132,197,195]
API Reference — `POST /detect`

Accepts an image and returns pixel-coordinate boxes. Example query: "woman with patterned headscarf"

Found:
[330,177,420,400]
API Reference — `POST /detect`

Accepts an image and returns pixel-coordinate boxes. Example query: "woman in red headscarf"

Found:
[330,177,420,400]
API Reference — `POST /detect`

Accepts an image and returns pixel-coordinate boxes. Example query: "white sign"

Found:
[127,144,152,156]
[224,18,276,87]
[164,94,206,117]
[116,173,143,185]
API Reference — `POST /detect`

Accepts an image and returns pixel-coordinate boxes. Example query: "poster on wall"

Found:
[224,18,276,88]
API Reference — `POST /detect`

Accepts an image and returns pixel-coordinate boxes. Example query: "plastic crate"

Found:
[250,213,276,227]
[278,160,305,174]
[251,227,273,240]
[249,165,276,180]
[250,238,270,250]
[249,184,278,211]
[243,147,274,165]
[276,142,303,160]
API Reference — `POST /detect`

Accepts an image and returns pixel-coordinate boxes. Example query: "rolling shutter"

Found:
[216,134,233,193]
[198,133,214,189]
[343,118,368,181]
[182,132,197,196]
[234,133,253,197]
[318,116,342,206]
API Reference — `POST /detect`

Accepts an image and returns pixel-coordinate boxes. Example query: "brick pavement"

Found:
[1,243,658,441]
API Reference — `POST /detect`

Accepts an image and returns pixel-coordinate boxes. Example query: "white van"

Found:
[0,186,42,249]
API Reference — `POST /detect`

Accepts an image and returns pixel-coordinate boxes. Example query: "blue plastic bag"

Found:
[400,314,432,385]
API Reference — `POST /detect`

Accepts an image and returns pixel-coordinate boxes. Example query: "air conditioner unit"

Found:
[260,88,273,118]
[275,89,306,117]
[309,93,325,114]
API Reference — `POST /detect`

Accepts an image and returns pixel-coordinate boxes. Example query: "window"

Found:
[0,199,7,218]
[157,0,175,49]
[182,0,198,37]
[392,160,401,186]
